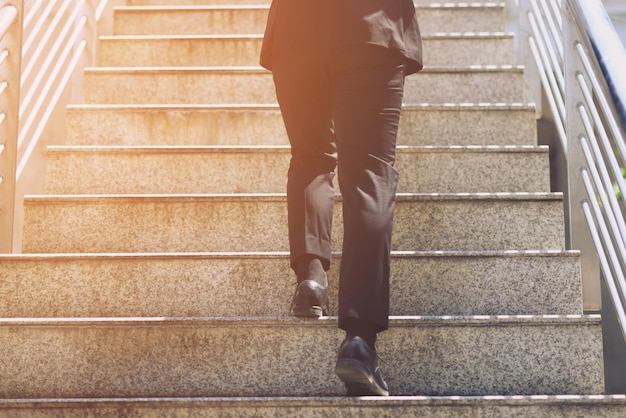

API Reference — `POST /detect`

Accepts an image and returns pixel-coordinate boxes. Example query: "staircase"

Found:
[0,0,625,415]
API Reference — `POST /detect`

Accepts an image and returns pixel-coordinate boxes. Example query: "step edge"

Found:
[0,315,601,328]
[46,144,549,154]
[0,249,582,261]
[1,394,623,409]
[100,32,514,41]
[23,192,564,202]
[113,3,505,12]
[66,103,536,111]
[115,5,270,11]
[83,65,524,73]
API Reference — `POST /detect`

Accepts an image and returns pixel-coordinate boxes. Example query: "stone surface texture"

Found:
[1,0,618,415]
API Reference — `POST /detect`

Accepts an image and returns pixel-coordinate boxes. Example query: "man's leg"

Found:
[272,51,337,316]
[332,45,406,397]
[333,45,406,335]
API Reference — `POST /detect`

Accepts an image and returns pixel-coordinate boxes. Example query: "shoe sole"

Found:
[290,305,325,318]
[335,358,389,396]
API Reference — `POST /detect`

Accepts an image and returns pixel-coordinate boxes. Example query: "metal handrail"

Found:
[0,2,22,254]
[0,4,16,36]
[0,0,115,253]
[520,0,626,339]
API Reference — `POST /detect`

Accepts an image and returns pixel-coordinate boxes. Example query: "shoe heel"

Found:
[291,305,323,318]
[335,359,389,397]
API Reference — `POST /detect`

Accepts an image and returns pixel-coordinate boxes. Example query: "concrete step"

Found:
[0,251,582,318]
[65,104,538,147]
[82,66,527,105]
[0,316,603,397]
[21,193,565,253]
[112,4,507,36]
[98,33,516,68]
[44,145,551,194]
[3,396,626,418]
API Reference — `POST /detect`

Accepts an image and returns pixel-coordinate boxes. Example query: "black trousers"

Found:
[272,42,406,333]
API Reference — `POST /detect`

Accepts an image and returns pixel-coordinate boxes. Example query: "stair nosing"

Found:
[115,5,271,11]
[66,103,536,111]
[99,32,514,41]
[46,144,549,154]
[23,192,564,203]
[113,3,506,12]
[0,249,582,261]
[83,65,525,73]
[425,31,514,39]
[0,394,623,407]
[426,2,506,9]
[101,34,265,40]
[0,315,600,328]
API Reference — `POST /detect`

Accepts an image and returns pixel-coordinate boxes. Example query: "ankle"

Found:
[344,318,377,349]
[296,254,327,286]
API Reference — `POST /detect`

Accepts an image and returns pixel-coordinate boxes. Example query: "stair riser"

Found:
[45,149,550,194]
[112,7,506,36]
[99,36,515,68]
[83,70,526,104]
[66,107,538,147]
[22,197,565,253]
[0,321,602,397]
[0,253,582,318]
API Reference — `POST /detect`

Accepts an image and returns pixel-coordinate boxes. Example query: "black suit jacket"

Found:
[260,0,423,75]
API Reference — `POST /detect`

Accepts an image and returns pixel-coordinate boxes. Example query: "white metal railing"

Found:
[0,1,22,254]
[0,0,116,253]
[520,0,626,336]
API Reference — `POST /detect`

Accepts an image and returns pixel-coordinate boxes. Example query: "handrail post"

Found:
[563,0,602,311]
[518,0,542,116]
[0,1,23,254]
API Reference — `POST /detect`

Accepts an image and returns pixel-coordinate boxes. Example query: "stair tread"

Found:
[65,103,538,146]
[82,67,526,105]
[112,4,507,36]
[22,192,566,253]
[97,33,516,67]
[45,144,551,194]
[0,315,602,397]
[0,250,582,318]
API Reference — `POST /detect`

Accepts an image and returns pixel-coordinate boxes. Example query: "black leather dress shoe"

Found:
[335,336,389,396]
[289,279,329,318]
